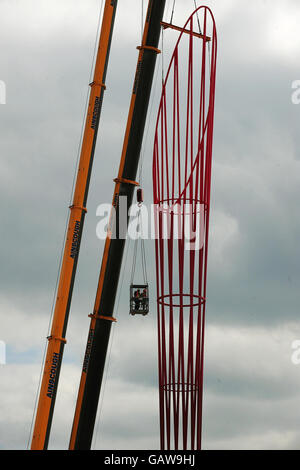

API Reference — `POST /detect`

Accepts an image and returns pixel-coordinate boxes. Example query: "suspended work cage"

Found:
[130,283,149,315]
[152,6,217,450]
[129,189,149,316]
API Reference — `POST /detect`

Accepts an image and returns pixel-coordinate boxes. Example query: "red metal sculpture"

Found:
[152,6,217,450]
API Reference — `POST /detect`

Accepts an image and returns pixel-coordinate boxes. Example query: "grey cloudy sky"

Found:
[0,0,300,450]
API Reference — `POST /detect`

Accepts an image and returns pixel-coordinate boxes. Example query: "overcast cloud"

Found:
[0,0,300,450]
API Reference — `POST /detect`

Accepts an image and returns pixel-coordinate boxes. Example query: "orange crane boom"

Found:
[30,0,118,450]
[69,0,166,450]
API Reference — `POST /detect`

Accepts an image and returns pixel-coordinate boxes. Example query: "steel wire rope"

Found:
[170,0,176,25]
[137,0,173,187]
[192,0,211,76]
[92,0,151,447]
[27,0,105,448]
[91,0,175,448]
[91,236,131,449]
[130,206,148,285]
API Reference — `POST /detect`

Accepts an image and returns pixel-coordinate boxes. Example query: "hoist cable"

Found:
[27,0,105,449]
[141,0,144,43]
[138,21,163,187]
[141,239,148,284]
[91,237,130,449]
[140,211,148,284]
[193,0,202,35]
[130,227,139,284]
[192,0,211,72]
[161,26,165,86]
[130,205,148,285]
[170,0,176,24]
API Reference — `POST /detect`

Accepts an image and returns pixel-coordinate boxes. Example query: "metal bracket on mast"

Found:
[88,313,117,322]
[46,335,67,344]
[136,45,161,54]
[113,177,139,186]
[161,21,211,41]
[89,81,107,89]
[69,204,88,213]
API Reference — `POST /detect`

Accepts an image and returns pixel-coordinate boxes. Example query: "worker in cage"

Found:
[141,288,148,312]
[134,289,141,311]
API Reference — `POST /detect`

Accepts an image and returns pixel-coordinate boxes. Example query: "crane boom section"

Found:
[69,0,166,450]
[31,0,118,450]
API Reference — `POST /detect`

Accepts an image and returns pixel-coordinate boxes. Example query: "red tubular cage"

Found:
[152,7,217,450]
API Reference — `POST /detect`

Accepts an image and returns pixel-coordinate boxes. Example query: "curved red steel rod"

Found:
[152,6,217,450]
